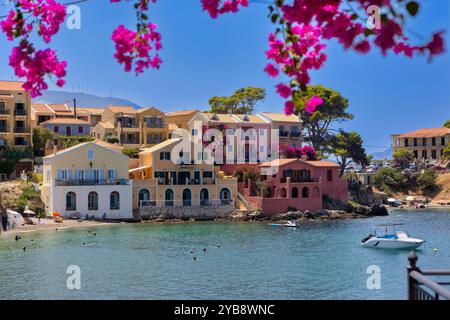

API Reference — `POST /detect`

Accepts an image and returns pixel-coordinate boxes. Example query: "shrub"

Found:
[122,148,140,159]
[374,167,406,193]
[417,169,438,195]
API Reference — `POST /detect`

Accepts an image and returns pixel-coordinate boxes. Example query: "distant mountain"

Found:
[34,90,142,109]
[371,147,392,160]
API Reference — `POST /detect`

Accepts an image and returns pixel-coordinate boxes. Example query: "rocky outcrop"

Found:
[349,180,387,206]
[366,204,389,216]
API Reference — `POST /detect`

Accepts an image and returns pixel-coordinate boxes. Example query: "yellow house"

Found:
[91,105,168,149]
[129,138,237,218]
[0,81,32,149]
[392,128,450,162]
[41,140,133,220]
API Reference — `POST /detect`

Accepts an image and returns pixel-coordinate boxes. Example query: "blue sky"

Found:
[1,0,449,153]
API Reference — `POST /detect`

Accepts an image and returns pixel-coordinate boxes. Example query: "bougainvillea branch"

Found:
[0,0,446,113]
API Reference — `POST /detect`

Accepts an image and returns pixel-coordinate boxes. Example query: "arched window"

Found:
[280,188,287,198]
[313,187,320,198]
[200,188,209,206]
[182,189,192,206]
[165,189,174,207]
[138,189,150,207]
[110,192,120,210]
[291,187,298,198]
[302,187,309,198]
[220,188,232,205]
[66,192,76,211]
[88,192,98,210]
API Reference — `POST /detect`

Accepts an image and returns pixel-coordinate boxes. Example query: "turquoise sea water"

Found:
[0,209,449,300]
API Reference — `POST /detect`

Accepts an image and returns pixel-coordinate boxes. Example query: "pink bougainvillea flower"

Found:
[284,100,295,115]
[305,96,323,114]
[276,84,292,99]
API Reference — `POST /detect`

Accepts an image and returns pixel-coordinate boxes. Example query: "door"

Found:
[66,126,71,136]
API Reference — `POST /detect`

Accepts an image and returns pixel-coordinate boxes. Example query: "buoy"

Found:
[203,248,207,252]
[190,250,194,254]
[193,256,197,261]
[433,248,439,253]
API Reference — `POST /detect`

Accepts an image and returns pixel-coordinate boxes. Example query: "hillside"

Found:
[34,90,142,109]
[432,172,450,204]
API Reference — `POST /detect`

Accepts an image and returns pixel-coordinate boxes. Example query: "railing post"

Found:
[407,251,420,300]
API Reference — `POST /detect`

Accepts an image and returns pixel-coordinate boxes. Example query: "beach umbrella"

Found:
[406,196,415,201]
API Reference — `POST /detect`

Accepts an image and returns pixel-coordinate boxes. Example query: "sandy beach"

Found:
[0,218,118,237]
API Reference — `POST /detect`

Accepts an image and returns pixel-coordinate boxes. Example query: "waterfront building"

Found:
[0,80,34,175]
[129,138,237,218]
[41,140,133,219]
[91,105,169,149]
[40,117,91,149]
[238,158,348,215]
[392,128,450,162]
[31,103,104,128]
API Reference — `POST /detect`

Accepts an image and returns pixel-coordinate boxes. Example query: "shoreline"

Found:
[0,219,118,237]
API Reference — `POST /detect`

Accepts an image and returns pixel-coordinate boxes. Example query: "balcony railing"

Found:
[0,126,9,133]
[55,179,130,186]
[0,108,10,115]
[121,139,140,145]
[290,132,301,138]
[279,131,289,137]
[14,109,27,116]
[407,251,450,300]
[14,127,29,133]
[157,178,217,186]
[280,177,319,183]
[139,198,234,208]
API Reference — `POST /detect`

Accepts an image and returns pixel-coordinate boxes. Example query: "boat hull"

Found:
[361,238,425,249]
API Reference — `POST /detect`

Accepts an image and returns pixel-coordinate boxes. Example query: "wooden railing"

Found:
[407,251,450,300]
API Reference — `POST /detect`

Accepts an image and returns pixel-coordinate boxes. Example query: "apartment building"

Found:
[91,106,169,149]
[41,140,133,220]
[129,138,237,218]
[0,81,32,149]
[392,127,450,161]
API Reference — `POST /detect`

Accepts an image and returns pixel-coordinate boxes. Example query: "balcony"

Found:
[121,139,140,145]
[0,126,9,133]
[55,179,130,186]
[14,109,27,116]
[280,177,320,183]
[290,132,301,138]
[14,127,29,134]
[279,131,289,138]
[157,178,217,186]
[0,108,10,115]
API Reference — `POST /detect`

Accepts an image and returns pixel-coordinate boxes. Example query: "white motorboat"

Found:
[361,224,425,249]
[269,220,300,228]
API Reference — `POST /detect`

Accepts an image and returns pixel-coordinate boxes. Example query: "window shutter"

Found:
[68,170,72,180]
[57,169,62,180]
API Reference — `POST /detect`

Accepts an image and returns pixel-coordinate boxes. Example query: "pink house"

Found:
[238,159,348,215]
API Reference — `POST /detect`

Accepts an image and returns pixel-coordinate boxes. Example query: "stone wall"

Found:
[140,204,236,221]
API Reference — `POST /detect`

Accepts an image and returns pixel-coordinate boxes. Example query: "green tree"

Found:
[59,135,94,148]
[208,87,266,114]
[443,144,450,161]
[330,130,370,176]
[417,169,438,195]
[392,149,414,170]
[374,167,406,194]
[32,127,53,156]
[444,120,450,128]
[294,85,354,153]
[106,135,120,144]
[122,148,140,159]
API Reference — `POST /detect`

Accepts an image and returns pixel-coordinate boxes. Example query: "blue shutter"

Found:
[75,170,80,180]
[57,169,62,180]
[68,170,72,181]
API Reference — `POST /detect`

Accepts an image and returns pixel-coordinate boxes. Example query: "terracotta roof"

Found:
[166,109,199,117]
[44,140,125,159]
[32,104,54,113]
[398,128,450,138]
[233,114,267,124]
[259,112,301,123]
[75,107,104,115]
[40,118,91,125]
[97,121,114,129]
[204,113,239,124]
[47,104,71,112]
[107,106,137,114]
[0,80,25,91]
[139,138,182,155]
[168,123,179,131]
[259,159,339,168]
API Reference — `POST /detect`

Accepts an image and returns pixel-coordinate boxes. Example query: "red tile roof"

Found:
[398,128,450,138]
